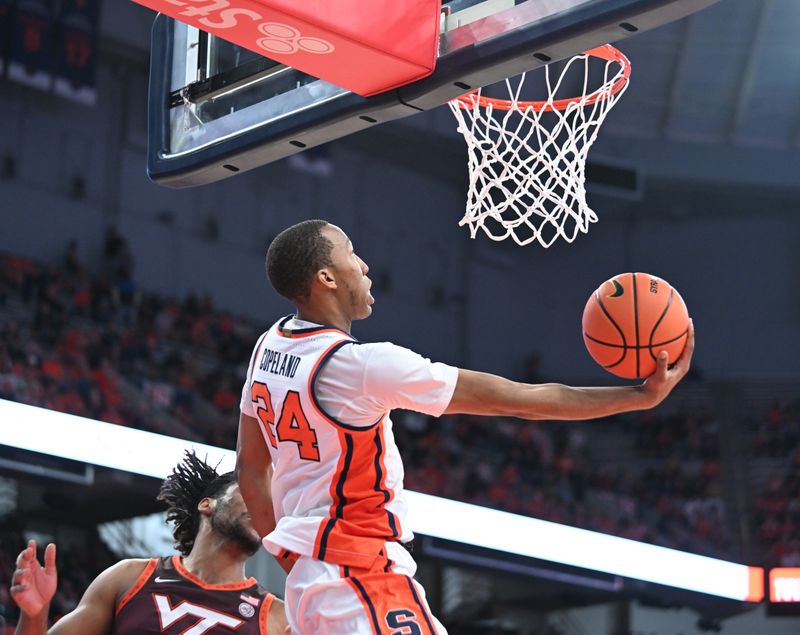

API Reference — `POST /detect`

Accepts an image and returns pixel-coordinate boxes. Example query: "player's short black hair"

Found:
[266,219,334,302]
[157,451,236,556]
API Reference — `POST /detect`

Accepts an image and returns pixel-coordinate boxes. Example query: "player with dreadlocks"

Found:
[10,451,289,634]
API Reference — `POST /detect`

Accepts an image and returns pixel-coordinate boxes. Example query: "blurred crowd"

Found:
[0,231,258,447]
[397,408,730,559]
[1,235,799,626]
[749,398,800,567]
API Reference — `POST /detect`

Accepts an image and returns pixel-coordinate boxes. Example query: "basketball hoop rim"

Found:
[451,44,630,113]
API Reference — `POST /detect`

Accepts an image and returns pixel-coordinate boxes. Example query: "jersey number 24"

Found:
[251,381,320,461]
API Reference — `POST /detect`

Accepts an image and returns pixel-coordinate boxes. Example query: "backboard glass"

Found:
[148,0,721,187]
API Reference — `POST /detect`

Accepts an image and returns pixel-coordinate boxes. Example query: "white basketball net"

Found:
[448,45,630,247]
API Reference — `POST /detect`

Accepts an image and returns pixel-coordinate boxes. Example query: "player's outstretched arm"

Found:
[444,321,694,420]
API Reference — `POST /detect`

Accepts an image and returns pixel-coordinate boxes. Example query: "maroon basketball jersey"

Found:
[114,556,274,635]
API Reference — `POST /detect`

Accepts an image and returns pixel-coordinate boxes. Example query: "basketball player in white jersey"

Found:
[236,220,694,635]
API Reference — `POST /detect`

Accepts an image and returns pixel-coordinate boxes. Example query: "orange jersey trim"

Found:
[346,577,381,635]
[374,419,401,539]
[327,427,350,521]
[328,424,400,537]
[279,327,351,339]
[312,424,399,568]
[115,558,158,616]
[258,592,275,635]
[172,555,258,591]
[276,315,351,340]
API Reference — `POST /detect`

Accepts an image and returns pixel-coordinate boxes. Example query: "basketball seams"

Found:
[648,287,674,361]
[592,289,628,369]
[585,329,688,349]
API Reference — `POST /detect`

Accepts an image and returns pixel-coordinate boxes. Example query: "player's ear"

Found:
[316,267,337,290]
[197,497,214,517]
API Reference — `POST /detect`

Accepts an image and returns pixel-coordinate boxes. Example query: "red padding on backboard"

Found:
[134,0,441,97]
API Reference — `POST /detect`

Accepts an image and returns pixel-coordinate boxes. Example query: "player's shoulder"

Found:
[329,340,415,367]
[367,340,435,362]
[81,558,155,608]
[348,340,416,356]
[102,557,153,578]
[103,558,154,586]
[343,342,442,381]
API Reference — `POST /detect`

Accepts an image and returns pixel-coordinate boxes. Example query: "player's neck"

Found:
[182,534,249,585]
[295,302,351,333]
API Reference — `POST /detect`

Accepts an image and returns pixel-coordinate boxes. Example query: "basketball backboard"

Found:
[147,0,721,188]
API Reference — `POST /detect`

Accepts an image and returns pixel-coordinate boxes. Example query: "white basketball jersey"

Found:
[243,316,410,569]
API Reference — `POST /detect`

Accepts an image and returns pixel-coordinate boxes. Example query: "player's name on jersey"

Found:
[259,348,301,378]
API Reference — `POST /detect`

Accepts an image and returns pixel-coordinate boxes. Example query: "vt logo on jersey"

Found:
[153,594,244,634]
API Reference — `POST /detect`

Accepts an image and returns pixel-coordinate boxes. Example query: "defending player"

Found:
[236,220,695,634]
[10,452,289,634]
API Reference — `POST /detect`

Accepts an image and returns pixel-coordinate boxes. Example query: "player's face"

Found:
[324,225,373,320]
[210,484,261,556]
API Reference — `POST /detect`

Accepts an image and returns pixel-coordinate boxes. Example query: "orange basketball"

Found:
[582,273,689,379]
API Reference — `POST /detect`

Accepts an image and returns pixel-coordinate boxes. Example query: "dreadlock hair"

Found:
[266,219,333,302]
[157,451,237,556]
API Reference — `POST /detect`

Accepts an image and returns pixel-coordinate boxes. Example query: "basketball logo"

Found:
[256,23,335,55]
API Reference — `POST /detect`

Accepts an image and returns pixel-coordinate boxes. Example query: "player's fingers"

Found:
[12,567,31,589]
[676,319,695,371]
[655,350,669,378]
[17,541,34,567]
[10,583,29,594]
[44,543,57,575]
[685,320,695,357]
